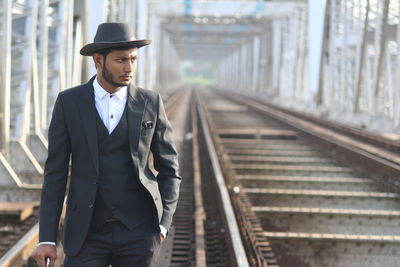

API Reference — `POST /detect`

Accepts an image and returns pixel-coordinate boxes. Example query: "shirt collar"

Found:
[93,77,127,100]
[113,86,128,100]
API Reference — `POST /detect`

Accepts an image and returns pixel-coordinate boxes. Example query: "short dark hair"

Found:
[95,45,138,58]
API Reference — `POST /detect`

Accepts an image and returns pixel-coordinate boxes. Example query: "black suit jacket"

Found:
[39,77,181,256]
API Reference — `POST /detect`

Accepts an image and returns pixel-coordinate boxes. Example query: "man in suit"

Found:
[31,22,181,267]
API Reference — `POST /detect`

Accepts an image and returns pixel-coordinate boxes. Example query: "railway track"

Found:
[160,86,255,266]
[0,203,39,267]
[158,87,240,266]
[3,86,400,267]
[193,88,400,267]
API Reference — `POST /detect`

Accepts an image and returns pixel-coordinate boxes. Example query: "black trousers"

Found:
[63,220,161,267]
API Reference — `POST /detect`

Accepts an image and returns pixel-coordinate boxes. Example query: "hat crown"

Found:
[94,22,136,43]
[80,22,151,56]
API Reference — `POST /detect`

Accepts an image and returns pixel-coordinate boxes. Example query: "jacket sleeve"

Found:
[150,93,181,231]
[39,93,71,243]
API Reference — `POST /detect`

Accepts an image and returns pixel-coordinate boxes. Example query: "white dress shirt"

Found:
[39,78,166,246]
[93,78,127,134]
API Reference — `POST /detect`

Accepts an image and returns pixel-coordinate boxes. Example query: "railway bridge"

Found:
[0,1,399,266]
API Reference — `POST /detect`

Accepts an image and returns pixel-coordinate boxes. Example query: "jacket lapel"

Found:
[127,85,146,155]
[77,77,99,174]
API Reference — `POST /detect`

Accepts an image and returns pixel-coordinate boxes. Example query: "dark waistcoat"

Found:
[90,105,155,231]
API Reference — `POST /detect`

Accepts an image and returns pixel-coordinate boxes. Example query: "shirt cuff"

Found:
[159,225,167,238]
[38,242,56,246]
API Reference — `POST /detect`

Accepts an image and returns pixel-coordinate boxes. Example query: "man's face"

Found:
[99,48,138,87]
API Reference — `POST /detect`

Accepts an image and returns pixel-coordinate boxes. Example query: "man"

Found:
[31,22,181,267]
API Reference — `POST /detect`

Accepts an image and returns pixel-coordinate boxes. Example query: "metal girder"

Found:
[41,0,74,131]
[215,2,307,104]
[7,0,45,188]
[318,0,400,133]
[137,0,149,88]
[0,0,12,154]
[212,0,400,135]
[148,0,305,18]
[155,26,182,93]
[166,30,261,40]
[0,0,76,191]
[163,14,271,27]
[163,18,265,61]
[150,0,307,87]
[173,43,231,50]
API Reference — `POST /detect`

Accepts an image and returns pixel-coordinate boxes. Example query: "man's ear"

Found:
[92,53,103,69]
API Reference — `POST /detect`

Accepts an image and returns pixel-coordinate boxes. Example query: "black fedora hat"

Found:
[80,22,152,56]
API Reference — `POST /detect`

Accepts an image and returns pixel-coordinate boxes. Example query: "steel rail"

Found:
[201,88,400,267]
[165,87,187,118]
[196,89,279,266]
[223,90,400,156]
[222,92,400,178]
[195,91,250,267]
[191,96,207,267]
[0,223,39,267]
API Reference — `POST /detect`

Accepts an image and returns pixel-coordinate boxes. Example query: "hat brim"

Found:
[80,39,152,56]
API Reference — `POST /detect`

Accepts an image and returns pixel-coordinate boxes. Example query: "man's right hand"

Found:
[31,244,57,267]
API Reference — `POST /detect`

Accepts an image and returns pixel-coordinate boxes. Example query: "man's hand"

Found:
[31,244,57,267]
[160,234,165,242]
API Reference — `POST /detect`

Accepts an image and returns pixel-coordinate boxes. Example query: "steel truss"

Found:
[0,0,76,197]
[320,0,400,133]
[217,0,400,134]
[216,2,309,110]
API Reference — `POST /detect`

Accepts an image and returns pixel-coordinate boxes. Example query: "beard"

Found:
[102,63,131,87]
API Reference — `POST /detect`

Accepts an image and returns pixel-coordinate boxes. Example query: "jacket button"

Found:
[89,204,93,209]
[93,180,97,185]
